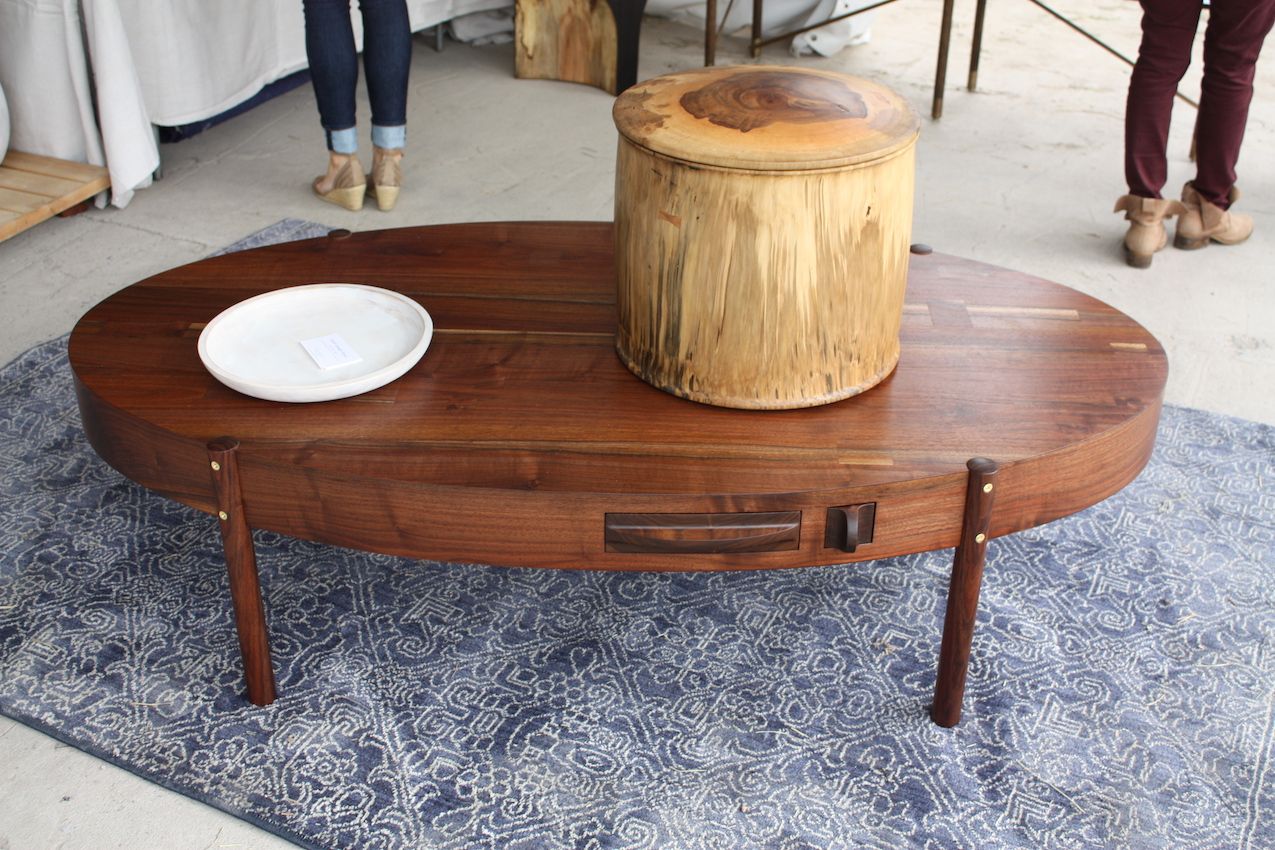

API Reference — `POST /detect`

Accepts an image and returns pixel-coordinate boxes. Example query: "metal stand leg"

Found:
[932,0,956,119]
[207,437,277,706]
[931,457,999,726]
[968,0,988,90]
[706,0,718,65]
[151,125,164,181]
[606,0,649,93]
[750,0,763,57]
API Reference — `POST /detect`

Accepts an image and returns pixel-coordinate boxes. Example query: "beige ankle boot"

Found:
[313,153,366,211]
[368,147,403,211]
[1175,182,1253,249]
[1113,195,1186,268]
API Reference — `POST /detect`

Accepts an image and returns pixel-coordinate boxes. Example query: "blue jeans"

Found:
[303,0,411,153]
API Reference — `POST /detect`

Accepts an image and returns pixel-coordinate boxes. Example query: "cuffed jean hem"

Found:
[325,126,359,155]
[372,124,406,149]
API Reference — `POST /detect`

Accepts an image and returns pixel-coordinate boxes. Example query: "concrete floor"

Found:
[1,1,1271,847]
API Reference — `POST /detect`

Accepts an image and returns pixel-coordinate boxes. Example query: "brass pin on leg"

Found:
[207,437,276,706]
[931,457,999,726]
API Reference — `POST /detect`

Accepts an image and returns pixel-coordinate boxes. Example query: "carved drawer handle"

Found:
[824,503,877,553]
[605,511,801,554]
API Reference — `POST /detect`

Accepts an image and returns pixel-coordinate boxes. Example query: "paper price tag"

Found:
[300,334,363,370]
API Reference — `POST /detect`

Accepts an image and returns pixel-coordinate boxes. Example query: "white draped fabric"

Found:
[0,0,117,199]
[0,0,868,208]
[447,0,879,59]
[646,0,876,54]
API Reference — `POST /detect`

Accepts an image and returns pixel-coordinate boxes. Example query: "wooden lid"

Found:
[612,65,921,171]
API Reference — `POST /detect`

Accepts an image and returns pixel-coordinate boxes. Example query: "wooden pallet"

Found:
[0,150,110,242]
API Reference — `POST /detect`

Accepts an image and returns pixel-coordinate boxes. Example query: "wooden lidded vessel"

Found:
[612,65,921,409]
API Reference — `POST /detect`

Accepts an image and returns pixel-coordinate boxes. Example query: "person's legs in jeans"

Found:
[359,0,411,210]
[359,0,411,151]
[304,0,368,208]
[304,0,360,155]
[1115,0,1199,267]
[1124,0,1201,200]
[1192,0,1275,208]
[1173,0,1275,247]
[302,0,411,209]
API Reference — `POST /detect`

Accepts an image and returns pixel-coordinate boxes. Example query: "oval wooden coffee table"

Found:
[69,222,1168,725]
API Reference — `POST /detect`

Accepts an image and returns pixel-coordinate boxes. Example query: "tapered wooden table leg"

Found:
[207,437,276,706]
[931,457,999,726]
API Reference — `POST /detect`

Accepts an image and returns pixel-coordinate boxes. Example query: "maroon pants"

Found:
[1126,0,1275,208]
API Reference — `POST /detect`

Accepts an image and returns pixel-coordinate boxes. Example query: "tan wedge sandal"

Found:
[313,153,366,211]
[1113,195,1186,269]
[368,147,403,212]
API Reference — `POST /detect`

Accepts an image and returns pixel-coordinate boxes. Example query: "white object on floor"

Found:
[450,7,515,45]
[790,1,874,56]
[0,81,8,161]
[198,284,433,403]
[646,0,874,56]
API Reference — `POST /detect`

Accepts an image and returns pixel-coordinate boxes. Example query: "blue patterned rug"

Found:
[1,221,1273,850]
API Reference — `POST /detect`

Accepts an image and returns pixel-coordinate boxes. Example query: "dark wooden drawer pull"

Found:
[605,511,801,554]
[824,503,877,553]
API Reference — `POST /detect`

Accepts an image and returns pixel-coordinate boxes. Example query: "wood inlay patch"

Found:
[967,306,1080,320]
[433,329,614,342]
[927,301,974,328]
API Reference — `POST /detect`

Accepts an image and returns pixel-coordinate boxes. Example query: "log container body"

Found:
[612,65,921,409]
[514,0,617,94]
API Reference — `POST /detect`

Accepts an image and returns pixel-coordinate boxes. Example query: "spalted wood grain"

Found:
[515,0,617,93]
[69,221,1168,572]
[613,66,919,409]
[614,138,915,409]
[612,65,920,171]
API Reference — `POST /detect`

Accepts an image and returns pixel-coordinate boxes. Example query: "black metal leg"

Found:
[607,0,649,93]
[969,0,988,90]
[933,0,956,119]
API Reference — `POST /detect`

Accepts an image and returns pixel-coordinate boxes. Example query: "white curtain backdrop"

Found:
[645,0,876,55]
[0,0,504,208]
[0,0,873,208]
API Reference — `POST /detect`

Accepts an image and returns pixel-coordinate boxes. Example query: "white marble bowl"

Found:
[198,283,433,402]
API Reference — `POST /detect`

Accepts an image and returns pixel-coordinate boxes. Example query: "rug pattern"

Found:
[1,221,1272,850]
